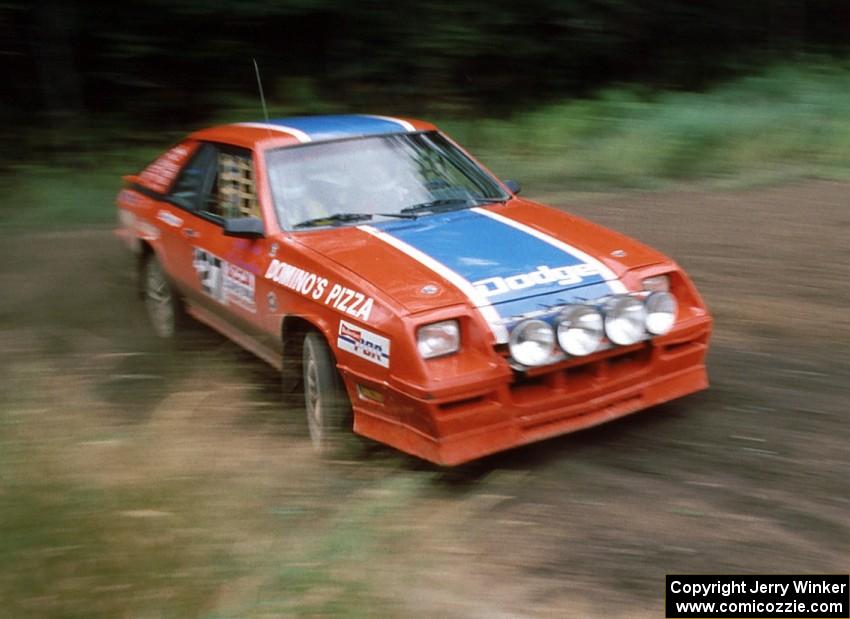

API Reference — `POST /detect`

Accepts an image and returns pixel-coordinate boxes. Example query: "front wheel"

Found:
[302,331,353,452]
[142,254,183,338]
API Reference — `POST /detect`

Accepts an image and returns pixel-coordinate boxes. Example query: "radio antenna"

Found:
[253,58,272,137]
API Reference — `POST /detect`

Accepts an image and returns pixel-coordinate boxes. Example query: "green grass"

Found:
[0,145,167,229]
[3,61,849,229]
[442,61,850,191]
[0,366,418,618]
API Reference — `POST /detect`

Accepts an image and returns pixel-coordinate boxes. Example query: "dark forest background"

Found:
[3,1,848,137]
[1,0,848,215]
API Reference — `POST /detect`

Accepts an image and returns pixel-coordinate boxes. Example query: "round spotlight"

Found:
[556,305,604,356]
[645,291,677,335]
[604,295,647,346]
[509,319,555,366]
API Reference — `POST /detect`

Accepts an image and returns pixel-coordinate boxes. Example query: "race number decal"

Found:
[193,248,256,312]
[193,248,224,301]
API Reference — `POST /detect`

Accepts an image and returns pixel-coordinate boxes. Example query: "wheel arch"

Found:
[137,240,155,298]
[280,314,336,394]
[138,240,182,296]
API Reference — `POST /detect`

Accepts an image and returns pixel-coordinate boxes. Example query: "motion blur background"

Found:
[2,0,850,204]
[1,2,848,617]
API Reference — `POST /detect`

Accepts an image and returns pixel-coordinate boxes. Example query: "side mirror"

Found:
[504,179,521,195]
[223,217,265,239]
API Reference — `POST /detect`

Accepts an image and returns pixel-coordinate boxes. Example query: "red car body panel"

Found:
[116,115,711,465]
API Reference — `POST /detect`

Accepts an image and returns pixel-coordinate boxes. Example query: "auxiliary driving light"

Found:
[604,295,647,346]
[556,305,604,356]
[644,291,677,335]
[509,319,555,366]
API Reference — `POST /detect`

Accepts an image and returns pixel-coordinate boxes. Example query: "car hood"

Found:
[293,199,667,317]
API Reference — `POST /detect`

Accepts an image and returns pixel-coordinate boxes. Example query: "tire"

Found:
[142,253,183,338]
[302,331,353,452]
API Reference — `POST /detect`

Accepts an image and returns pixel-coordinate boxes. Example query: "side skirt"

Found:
[186,303,282,371]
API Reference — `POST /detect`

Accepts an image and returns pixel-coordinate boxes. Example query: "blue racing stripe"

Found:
[494,281,613,321]
[264,115,410,141]
[374,209,614,319]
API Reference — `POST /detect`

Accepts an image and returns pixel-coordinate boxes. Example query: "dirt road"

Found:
[1,181,847,617]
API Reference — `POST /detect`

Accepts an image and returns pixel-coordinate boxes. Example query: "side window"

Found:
[168,143,217,211]
[202,149,260,220]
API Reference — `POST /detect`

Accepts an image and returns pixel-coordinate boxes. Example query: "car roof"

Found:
[190,114,436,149]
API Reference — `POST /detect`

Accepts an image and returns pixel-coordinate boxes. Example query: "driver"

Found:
[272,165,327,227]
[355,153,419,213]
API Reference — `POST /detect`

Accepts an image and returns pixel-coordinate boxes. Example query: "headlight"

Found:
[604,295,647,345]
[556,305,603,356]
[644,291,677,335]
[642,275,670,293]
[509,319,555,366]
[417,320,460,359]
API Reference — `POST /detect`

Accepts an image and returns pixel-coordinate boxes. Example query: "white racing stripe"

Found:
[358,225,510,344]
[471,207,629,294]
[235,122,312,143]
[363,115,416,132]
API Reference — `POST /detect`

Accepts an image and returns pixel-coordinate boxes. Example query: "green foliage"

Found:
[2,0,849,146]
[0,368,411,618]
[2,62,848,229]
[446,62,850,190]
[0,387,232,617]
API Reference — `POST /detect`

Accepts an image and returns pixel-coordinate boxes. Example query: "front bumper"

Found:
[349,315,711,466]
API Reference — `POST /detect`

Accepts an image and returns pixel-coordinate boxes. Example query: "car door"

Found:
[172,142,272,342]
[153,141,217,294]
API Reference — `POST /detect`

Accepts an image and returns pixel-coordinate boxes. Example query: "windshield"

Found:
[266,131,509,230]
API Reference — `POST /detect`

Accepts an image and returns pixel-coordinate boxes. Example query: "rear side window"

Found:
[168,142,260,222]
[209,151,260,219]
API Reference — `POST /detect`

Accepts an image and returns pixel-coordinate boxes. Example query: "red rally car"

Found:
[115,114,712,465]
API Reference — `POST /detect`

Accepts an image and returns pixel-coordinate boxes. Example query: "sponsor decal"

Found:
[473,263,600,299]
[118,189,143,207]
[337,320,390,368]
[135,221,160,240]
[193,248,256,312]
[139,144,191,193]
[269,242,279,257]
[267,292,278,312]
[222,262,256,312]
[156,209,183,228]
[265,259,373,321]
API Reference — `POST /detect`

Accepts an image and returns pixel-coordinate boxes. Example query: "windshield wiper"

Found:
[401,198,472,214]
[293,211,416,229]
[401,196,508,215]
[472,196,509,205]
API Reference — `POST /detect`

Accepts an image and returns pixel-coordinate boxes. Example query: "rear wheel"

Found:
[302,331,353,452]
[143,254,183,338]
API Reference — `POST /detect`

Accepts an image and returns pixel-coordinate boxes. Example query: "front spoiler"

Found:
[349,316,711,466]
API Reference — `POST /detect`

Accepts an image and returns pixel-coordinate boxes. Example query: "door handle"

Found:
[182,228,199,238]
